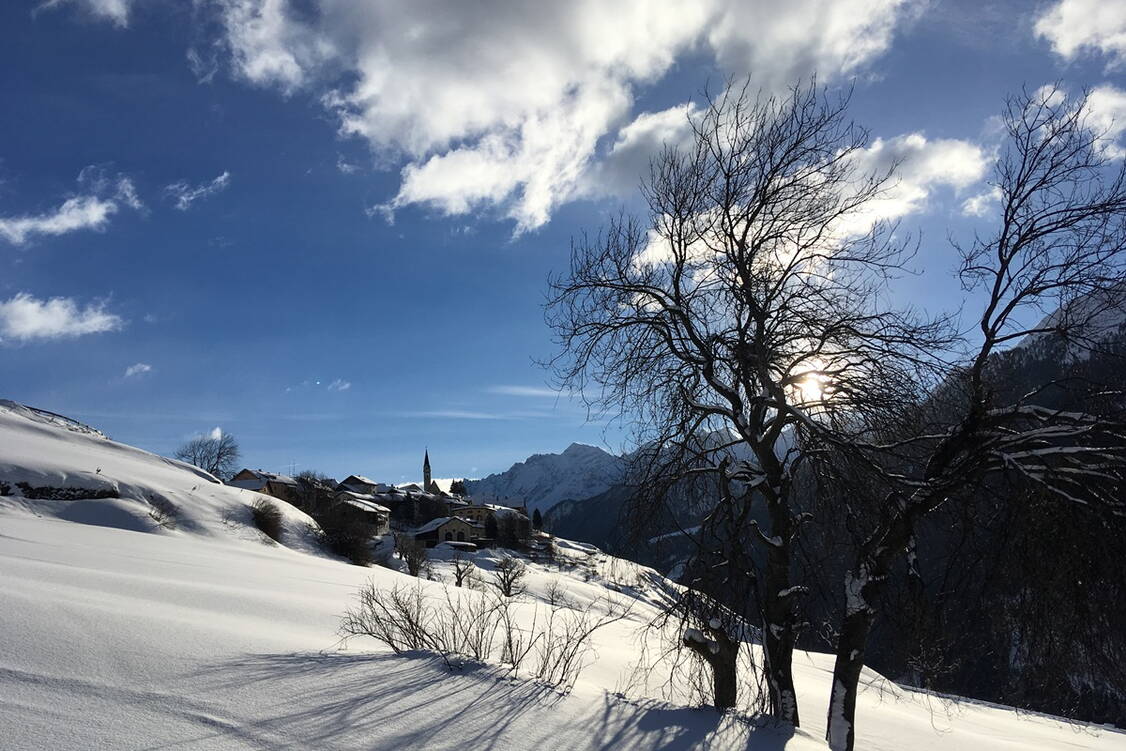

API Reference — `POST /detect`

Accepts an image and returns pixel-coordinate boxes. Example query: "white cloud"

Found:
[208,426,223,440]
[0,293,123,342]
[1086,84,1126,159]
[124,362,152,377]
[326,378,351,391]
[961,186,1002,217]
[0,170,141,246]
[204,0,920,232]
[488,385,561,398]
[844,132,991,230]
[37,0,132,27]
[165,171,231,210]
[1035,0,1126,70]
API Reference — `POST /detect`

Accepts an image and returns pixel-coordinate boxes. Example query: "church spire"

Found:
[423,449,432,493]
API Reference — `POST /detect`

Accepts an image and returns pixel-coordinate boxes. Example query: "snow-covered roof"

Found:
[232,469,298,487]
[342,499,390,515]
[465,503,527,518]
[415,517,453,535]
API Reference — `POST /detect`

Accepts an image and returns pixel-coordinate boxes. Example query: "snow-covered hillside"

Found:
[0,399,323,554]
[1,402,1123,750]
[465,442,625,513]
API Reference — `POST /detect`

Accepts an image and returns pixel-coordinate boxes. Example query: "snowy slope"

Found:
[0,399,324,554]
[1,402,1123,750]
[465,442,625,513]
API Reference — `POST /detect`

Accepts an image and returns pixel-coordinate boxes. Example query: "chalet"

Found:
[414,516,484,547]
[328,490,391,535]
[337,475,393,496]
[229,469,299,504]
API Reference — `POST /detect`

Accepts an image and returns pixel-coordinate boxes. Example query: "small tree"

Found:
[174,432,241,481]
[484,513,499,542]
[532,508,543,530]
[492,555,527,597]
[451,552,477,588]
[449,479,467,496]
[396,533,430,578]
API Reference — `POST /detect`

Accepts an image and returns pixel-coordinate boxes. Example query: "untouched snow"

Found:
[2,402,1123,750]
[466,442,625,513]
[0,401,324,554]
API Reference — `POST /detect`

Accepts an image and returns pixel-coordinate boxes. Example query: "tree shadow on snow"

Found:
[179,650,570,750]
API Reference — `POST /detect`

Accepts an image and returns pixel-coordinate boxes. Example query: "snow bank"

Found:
[0,400,325,555]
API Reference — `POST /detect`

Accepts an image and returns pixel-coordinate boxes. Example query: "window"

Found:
[457,531,465,541]
[444,531,453,541]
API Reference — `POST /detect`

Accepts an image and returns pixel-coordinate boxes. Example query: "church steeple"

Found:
[423,449,432,493]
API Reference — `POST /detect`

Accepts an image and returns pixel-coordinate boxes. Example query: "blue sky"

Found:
[2,0,1124,482]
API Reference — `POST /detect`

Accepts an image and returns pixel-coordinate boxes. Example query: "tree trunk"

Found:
[826,599,876,751]
[762,501,801,726]
[684,626,739,710]
[826,513,910,750]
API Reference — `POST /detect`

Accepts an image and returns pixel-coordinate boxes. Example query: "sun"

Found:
[791,361,831,405]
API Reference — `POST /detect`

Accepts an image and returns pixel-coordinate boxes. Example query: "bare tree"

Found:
[492,555,527,598]
[547,79,947,723]
[174,432,240,481]
[451,552,477,588]
[822,86,1126,751]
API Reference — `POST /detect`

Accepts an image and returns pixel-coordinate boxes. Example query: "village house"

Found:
[229,469,300,504]
[413,516,484,548]
[331,490,392,535]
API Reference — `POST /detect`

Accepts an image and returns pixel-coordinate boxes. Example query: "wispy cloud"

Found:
[327,378,351,392]
[36,0,132,27]
[164,171,231,211]
[487,385,561,398]
[124,362,152,378]
[0,293,123,342]
[0,168,142,246]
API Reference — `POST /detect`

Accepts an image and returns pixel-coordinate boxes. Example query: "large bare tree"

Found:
[822,86,1126,751]
[548,80,948,723]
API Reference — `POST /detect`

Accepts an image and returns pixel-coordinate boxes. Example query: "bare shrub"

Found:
[147,494,178,530]
[251,498,283,543]
[492,555,527,597]
[339,581,629,690]
[545,578,574,610]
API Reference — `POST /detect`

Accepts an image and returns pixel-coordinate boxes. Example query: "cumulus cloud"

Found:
[200,0,920,232]
[0,169,142,246]
[961,186,1002,217]
[48,0,924,231]
[164,171,232,210]
[208,426,223,440]
[1035,0,1126,70]
[0,293,123,342]
[124,362,152,377]
[844,132,991,230]
[37,0,132,27]
[1086,84,1126,159]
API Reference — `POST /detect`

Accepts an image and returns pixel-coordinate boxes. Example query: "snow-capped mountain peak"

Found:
[465,443,625,513]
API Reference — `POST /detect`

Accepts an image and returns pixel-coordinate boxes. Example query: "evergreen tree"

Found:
[532,508,543,530]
